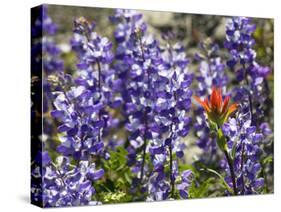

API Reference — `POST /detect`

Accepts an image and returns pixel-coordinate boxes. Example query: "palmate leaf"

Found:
[100,146,133,191]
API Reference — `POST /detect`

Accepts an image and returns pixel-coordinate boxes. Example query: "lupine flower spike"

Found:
[194,87,238,127]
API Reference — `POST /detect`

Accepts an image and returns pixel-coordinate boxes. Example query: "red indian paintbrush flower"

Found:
[194,87,238,126]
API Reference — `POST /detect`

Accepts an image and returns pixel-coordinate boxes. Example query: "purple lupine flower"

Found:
[125,34,162,187]
[42,16,112,207]
[110,9,193,200]
[147,154,170,201]
[108,12,148,179]
[32,10,63,76]
[222,17,273,194]
[109,9,146,43]
[41,5,58,35]
[41,154,103,207]
[51,85,106,160]
[52,17,117,162]
[71,19,113,64]
[71,16,120,112]
[176,170,193,199]
[194,41,228,155]
[149,39,193,199]
[225,17,256,69]
[41,5,64,75]
[31,6,65,205]
[221,103,264,194]
[50,15,113,178]
[31,5,64,114]
[225,17,271,126]
[108,9,147,115]
[110,9,153,189]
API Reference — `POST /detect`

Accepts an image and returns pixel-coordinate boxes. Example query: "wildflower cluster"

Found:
[31,5,273,207]
[110,10,193,200]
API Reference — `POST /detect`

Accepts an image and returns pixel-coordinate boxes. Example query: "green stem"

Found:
[140,126,147,183]
[169,128,175,198]
[96,60,102,145]
[240,143,245,194]
[223,149,238,195]
[216,126,238,195]
[244,65,254,124]
[261,161,269,193]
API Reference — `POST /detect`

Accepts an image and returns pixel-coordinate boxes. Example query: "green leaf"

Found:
[100,191,132,203]
[189,178,216,198]
[124,172,131,184]
[262,155,273,165]
[200,168,233,194]
[99,146,133,192]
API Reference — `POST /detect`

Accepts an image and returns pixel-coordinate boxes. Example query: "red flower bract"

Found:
[194,87,238,126]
